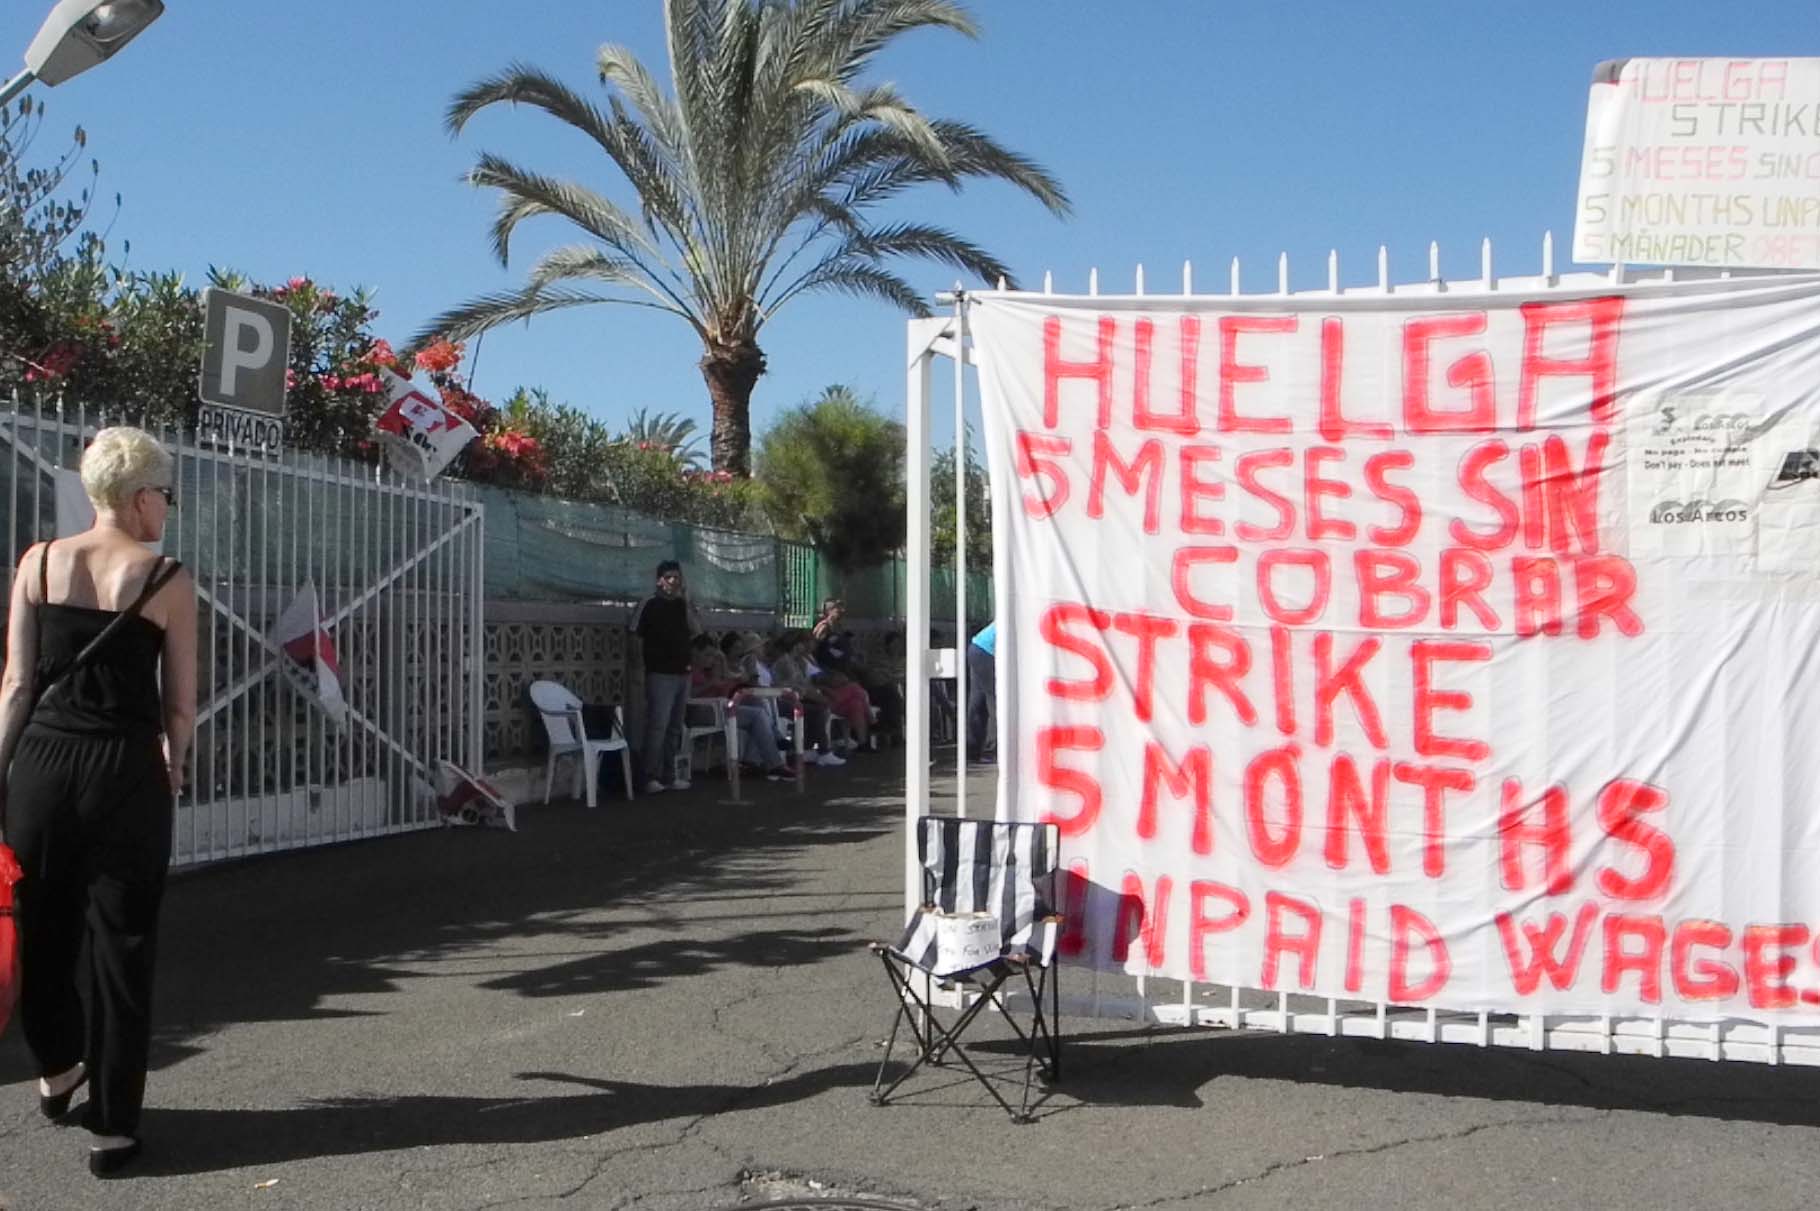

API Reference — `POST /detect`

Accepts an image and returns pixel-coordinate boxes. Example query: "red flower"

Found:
[367,339,398,369]
[415,338,463,374]
[29,342,80,381]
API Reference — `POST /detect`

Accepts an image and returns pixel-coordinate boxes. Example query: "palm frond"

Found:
[448,64,691,235]
[470,152,659,265]
[843,221,1013,286]
[525,244,653,293]
[823,0,978,80]
[595,43,684,155]
[767,261,930,320]
[410,286,701,350]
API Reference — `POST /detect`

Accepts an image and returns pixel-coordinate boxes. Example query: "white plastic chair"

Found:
[682,697,738,782]
[529,680,632,808]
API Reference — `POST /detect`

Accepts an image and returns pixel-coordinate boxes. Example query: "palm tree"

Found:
[622,406,705,467]
[416,0,1068,475]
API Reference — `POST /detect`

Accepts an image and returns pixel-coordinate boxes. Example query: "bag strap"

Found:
[34,555,183,709]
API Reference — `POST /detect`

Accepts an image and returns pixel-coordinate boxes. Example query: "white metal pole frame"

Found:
[903,315,943,919]
[950,291,970,817]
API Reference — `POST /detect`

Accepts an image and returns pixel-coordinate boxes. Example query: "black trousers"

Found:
[966,643,996,756]
[8,727,172,1138]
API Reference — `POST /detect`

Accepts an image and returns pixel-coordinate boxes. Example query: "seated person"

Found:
[766,633,848,765]
[788,626,869,750]
[812,601,902,741]
[689,635,791,780]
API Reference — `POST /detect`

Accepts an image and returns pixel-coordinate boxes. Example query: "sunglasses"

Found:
[144,485,175,505]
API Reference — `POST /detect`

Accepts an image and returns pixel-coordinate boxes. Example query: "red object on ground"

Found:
[0,843,20,1037]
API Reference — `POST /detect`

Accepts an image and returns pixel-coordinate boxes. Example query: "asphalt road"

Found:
[4,756,1820,1210]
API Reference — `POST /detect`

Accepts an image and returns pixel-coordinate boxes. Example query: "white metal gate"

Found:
[1,396,484,867]
[903,235,1820,1066]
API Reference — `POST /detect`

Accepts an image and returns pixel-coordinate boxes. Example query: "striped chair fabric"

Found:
[890,816,1061,972]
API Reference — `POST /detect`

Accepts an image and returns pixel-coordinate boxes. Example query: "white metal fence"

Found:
[1,396,484,867]
[903,234,1820,1066]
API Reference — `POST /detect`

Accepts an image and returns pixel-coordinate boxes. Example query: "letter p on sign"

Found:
[199,288,292,417]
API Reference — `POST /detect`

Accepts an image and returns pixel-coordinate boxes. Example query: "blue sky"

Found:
[2,2,1814,450]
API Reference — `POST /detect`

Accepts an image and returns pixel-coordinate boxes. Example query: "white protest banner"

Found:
[271,580,348,727]
[1574,57,1820,270]
[970,274,1820,1024]
[374,370,477,481]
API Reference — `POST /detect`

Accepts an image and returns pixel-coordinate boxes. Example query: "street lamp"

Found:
[0,1,164,107]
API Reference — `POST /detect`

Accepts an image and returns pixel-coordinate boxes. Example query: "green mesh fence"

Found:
[474,483,992,619]
[826,558,992,625]
[476,485,778,609]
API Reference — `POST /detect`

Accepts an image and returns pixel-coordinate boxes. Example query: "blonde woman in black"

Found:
[0,427,197,1177]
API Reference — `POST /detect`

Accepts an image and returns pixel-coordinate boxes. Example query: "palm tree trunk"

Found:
[700,339,766,476]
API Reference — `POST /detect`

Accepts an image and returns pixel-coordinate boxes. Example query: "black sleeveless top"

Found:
[28,546,179,738]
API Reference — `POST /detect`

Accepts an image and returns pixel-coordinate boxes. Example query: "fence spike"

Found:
[1542,230,1555,280]
[1378,245,1390,292]
[1088,266,1099,296]
[996,275,1007,292]
[1181,259,1193,295]
[1229,256,1241,295]
[1328,249,1339,293]
[1277,251,1289,295]
[1481,237,1493,288]
[1042,269,1053,293]
[1134,263,1145,295]
[1429,241,1442,285]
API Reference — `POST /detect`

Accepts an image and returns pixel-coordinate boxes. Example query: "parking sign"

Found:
[199,288,292,416]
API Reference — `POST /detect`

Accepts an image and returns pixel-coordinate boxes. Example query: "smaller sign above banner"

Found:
[373,370,478,481]
[1573,57,1820,270]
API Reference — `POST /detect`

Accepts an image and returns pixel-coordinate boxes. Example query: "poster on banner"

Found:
[968,274,1820,1026]
[1574,57,1820,269]
[270,581,348,727]
[374,370,477,481]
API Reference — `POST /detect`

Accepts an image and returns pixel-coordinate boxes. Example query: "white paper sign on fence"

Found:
[1573,57,1820,269]
[374,370,477,481]
[970,274,1820,1025]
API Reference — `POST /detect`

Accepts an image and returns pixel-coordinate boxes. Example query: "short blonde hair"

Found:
[80,426,173,511]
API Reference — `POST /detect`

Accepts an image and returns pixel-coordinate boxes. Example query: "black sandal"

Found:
[38,1067,87,1120]
[88,1139,141,1177]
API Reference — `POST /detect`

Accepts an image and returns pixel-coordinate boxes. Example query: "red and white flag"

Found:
[271,580,348,726]
[435,760,516,831]
[374,370,477,481]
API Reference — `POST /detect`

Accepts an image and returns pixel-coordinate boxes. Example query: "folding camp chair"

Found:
[870,817,1063,1123]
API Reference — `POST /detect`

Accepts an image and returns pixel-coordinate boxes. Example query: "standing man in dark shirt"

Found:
[633,560,700,793]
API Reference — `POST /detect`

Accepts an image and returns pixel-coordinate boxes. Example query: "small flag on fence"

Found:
[271,580,348,726]
[374,370,477,482]
[436,760,515,831]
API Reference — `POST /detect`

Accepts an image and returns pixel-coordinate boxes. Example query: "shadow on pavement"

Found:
[129,1065,882,1175]
[0,761,907,1089]
[1009,1024,1820,1128]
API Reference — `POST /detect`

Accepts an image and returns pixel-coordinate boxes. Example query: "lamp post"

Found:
[0,1,164,108]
